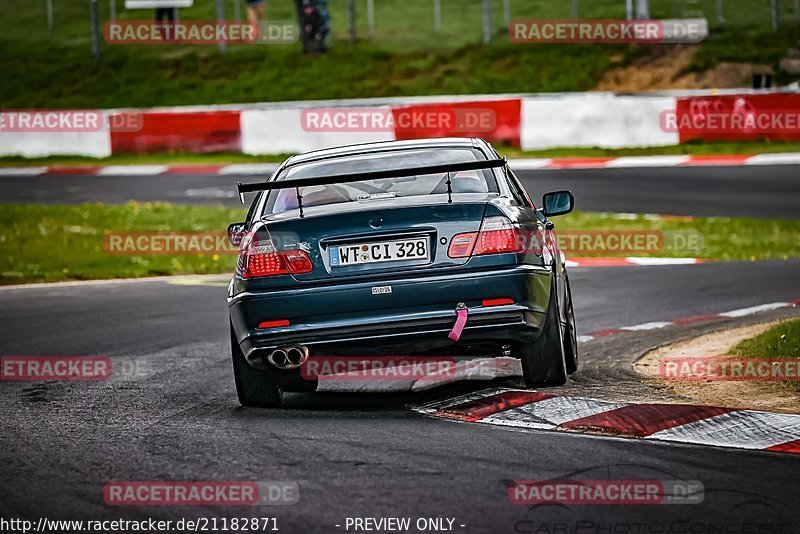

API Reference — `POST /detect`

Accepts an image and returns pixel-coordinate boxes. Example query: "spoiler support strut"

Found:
[446,171,453,204]
[296,186,304,218]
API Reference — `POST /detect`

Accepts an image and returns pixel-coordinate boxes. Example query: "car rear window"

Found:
[264,148,498,215]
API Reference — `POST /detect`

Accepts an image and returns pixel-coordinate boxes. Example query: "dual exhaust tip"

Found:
[266,345,309,369]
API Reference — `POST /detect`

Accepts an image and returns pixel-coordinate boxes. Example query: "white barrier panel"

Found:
[241,108,395,155]
[521,94,678,150]
[0,130,111,158]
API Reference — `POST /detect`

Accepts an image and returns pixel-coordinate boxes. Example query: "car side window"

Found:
[505,169,532,208]
[244,192,262,226]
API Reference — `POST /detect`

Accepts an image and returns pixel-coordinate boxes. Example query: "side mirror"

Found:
[227,222,246,247]
[542,190,574,217]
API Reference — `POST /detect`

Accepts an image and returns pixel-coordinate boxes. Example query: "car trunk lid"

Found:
[262,194,492,281]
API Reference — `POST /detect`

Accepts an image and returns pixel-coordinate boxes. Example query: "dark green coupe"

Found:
[227,138,578,406]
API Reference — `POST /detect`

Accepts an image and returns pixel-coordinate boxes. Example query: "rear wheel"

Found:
[230,325,283,407]
[563,273,579,374]
[519,275,568,387]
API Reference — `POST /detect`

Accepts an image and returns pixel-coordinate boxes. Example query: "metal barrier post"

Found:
[482,0,491,43]
[47,0,54,36]
[772,0,780,30]
[349,0,356,42]
[216,0,226,53]
[90,0,101,61]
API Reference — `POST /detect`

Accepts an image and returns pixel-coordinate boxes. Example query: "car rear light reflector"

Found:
[448,233,478,258]
[282,249,314,274]
[482,298,515,307]
[242,240,313,278]
[258,319,290,329]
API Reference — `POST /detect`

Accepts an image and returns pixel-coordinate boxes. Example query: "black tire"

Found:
[519,274,568,387]
[230,325,282,407]
[563,272,579,375]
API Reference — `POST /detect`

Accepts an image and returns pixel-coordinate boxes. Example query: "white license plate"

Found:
[330,238,429,267]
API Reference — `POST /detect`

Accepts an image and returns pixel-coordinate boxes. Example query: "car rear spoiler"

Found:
[236,157,507,215]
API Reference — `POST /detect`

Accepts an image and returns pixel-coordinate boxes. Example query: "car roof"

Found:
[282,137,492,168]
[252,137,507,218]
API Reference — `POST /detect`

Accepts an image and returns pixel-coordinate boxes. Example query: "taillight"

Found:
[474,217,523,255]
[448,217,523,258]
[242,240,313,279]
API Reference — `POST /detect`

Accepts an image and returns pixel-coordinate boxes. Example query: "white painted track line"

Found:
[745,153,800,165]
[605,156,691,168]
[508,158,552,170]
[719,302,792,318]
[0,167,47,176]
[620,322,674,331]
[4,152,800,177]
[625,257,701,266]
[219,163,279,175]
[96,165,168,176]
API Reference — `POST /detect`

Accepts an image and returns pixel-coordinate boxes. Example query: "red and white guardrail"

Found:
[2,90,800,158]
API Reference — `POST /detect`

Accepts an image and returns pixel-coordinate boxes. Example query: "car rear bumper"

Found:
[229,264,552,370]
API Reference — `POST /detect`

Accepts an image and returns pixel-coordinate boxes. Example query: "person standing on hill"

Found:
[247,0,266,23]
[295,0,331,53]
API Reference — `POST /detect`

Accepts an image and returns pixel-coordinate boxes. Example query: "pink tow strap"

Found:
[448,306,468,342]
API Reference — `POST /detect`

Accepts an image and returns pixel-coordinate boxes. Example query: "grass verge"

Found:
[730,319,800,360]
[730,319,800,391]
[1,203,799,285]
[0,202,243,284]
[2,0,799,107]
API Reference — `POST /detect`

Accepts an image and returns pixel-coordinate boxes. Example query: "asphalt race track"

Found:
[519,165,800,218]
[1,164,799,218]
[1,260,800,530]
[1,260,799,357]
[1,164,800,531]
